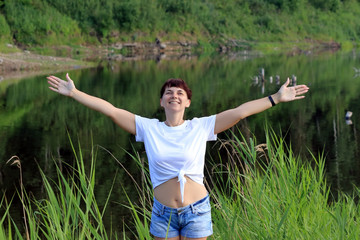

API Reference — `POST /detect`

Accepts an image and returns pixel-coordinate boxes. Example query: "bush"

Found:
[308,0,341,12]
[5,0,82,45]
[2,0,360,46]
[0,14,10,39]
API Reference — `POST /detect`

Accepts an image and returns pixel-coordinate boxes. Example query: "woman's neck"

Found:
[164,119,185,127]
[164,111,185,127]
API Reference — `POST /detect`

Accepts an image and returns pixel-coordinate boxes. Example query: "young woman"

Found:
[47,73,309,240]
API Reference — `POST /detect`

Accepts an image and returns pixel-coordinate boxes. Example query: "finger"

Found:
[46,76,56,83]
[295,85,309,91]
[296,87,309,94]
[47,75,62,81]
[296,84,309,88]
[294,96,305,100]
[49,87,59,93]
[66,73,72,82]
[296,89,309,95]
[283,77,290,87]
[47,76,60,85]
[47,78,60,87]
[47,80,58,88]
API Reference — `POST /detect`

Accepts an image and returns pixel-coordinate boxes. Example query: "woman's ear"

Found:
[185,99,191,108]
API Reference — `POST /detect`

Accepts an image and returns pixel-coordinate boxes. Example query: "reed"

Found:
[118,146,153,240]
[210,129,360,239]
[1,136,114,239]
[6,156,29,240]
[1,130,360,239]
[0,195,13,240]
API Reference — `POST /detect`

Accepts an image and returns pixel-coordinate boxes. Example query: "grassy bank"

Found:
[1,130,360,239]
[1,0,360,51]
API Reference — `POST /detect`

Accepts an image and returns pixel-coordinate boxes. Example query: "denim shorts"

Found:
[150,195,213,238]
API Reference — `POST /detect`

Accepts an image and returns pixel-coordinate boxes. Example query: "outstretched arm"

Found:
[47,73,136,135]
[214,78,309,134]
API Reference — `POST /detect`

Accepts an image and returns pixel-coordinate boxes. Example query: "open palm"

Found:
[278,78,309,103]
[47,73,75,97]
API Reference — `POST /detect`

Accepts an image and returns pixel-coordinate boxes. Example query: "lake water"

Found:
[1,49,360,233]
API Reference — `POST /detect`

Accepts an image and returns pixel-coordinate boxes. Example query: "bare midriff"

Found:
[153,176,208,208]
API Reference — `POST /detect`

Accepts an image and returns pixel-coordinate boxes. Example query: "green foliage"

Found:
[0,14,10,39]
[308,0,341,12]
[210,130,360,239]
[0,0,360,46]
[0,137,115,239]
[160,0,193,14]
[265,0,307,11]
[113,0,142,31]
[3,131,359,239]
[4,0,82,45]
[46,0,114,37]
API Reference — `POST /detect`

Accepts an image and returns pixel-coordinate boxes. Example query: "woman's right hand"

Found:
[47,73,76,97]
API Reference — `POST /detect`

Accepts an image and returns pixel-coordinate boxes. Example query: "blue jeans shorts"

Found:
[150,195,213,238]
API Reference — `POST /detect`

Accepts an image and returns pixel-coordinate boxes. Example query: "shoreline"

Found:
[0,40,342,83]
[0,51,97,83]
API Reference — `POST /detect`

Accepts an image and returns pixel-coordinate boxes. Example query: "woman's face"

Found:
[160,86,191,112]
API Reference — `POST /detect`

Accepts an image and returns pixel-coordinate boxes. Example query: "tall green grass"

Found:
[1,130,360,239]
[210,129,360,239]
[1,136,114,239]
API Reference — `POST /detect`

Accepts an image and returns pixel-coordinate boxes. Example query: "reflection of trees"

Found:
[2,51,360,225]
[328,101,360,195]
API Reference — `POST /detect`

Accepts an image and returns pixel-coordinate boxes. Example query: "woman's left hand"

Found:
[276,78,309,103]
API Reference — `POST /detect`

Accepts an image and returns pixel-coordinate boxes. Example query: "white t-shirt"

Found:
[135,115,217,202]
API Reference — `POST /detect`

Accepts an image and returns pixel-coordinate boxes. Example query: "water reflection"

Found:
[345,110,353,125]
[1,50,360,233]
[330,107,359,194]
[251,68,297,95]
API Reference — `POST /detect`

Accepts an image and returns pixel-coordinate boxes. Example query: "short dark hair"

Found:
[160,78,192,100]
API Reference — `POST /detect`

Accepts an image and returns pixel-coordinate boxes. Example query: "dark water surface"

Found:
[1,50,360,232]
